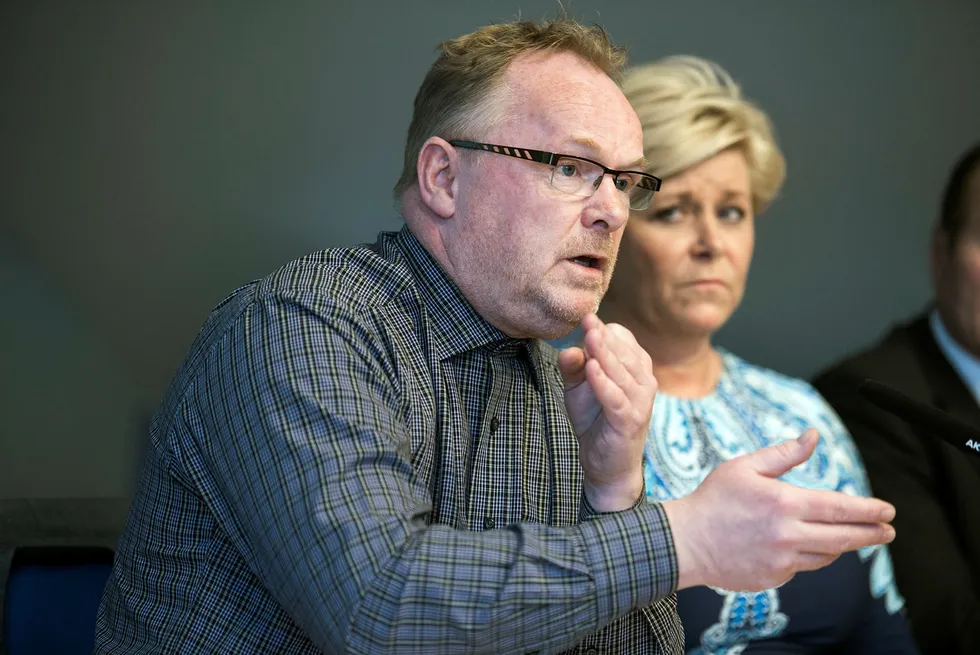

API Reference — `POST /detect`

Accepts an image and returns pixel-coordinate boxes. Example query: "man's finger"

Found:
[742,429,820,478]
[584,357,631,423]
[795,521,896,556]
[603,323,653,384]
[797,487,896,525]
[583,319,637,394]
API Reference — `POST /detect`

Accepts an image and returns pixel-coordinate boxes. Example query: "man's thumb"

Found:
[748,428,819,478]
[557,346,588,388]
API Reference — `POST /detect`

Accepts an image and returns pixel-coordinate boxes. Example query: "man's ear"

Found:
[931,225,951,287]
[417,137,459,219]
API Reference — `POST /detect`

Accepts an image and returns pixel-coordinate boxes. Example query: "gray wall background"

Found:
[2,0,978,498]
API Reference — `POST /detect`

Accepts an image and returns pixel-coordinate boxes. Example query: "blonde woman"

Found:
[599,56,919,653]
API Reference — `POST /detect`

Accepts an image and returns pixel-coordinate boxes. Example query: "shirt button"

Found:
[489,416,499,433]
[584,648,599,655]
[483,517,496,529]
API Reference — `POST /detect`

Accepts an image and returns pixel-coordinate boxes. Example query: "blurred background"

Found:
[1,0,978,500]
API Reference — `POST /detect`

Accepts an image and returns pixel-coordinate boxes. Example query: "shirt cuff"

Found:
[577,500,679,621]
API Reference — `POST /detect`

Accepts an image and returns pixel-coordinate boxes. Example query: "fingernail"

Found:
[797,431,813,446]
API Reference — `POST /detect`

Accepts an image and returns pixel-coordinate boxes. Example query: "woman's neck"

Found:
[598,306,722,399]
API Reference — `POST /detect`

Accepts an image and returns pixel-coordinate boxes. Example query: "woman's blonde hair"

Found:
[622,55,786,213]
[394,17,627,199]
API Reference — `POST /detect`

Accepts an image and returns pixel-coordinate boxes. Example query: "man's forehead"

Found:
[497,61,643,166]
[504,52,618,107]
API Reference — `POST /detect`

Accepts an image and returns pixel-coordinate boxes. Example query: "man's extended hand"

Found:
[558,313,656,512]
[663,428,897,592]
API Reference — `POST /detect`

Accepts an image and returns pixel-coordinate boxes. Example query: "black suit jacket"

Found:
[814,311,980,655]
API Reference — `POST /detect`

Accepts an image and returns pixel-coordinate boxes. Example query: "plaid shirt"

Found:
[95,226,682,654]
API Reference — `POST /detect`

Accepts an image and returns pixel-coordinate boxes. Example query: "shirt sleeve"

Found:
[179,291,679,654]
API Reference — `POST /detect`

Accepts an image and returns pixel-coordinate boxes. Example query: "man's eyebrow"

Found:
[625,156,649,171]
[563,136,603,154]
[562,137,647,171]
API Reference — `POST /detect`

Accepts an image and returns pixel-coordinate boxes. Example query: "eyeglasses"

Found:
[449,140,661,211]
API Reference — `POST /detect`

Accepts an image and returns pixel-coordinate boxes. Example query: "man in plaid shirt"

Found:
[95,16,898,654]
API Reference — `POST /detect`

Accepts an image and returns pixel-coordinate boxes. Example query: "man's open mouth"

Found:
[570,256,600,269]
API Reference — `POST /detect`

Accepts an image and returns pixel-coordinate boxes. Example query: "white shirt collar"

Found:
[929,309,980,404]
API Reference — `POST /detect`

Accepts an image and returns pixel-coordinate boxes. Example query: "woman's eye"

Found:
[719,206,747,221]
[651,206,682,222]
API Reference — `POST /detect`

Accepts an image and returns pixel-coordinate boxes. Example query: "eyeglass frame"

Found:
[448,139,662,210]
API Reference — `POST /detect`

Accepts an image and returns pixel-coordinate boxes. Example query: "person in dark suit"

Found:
[814,141,980,654]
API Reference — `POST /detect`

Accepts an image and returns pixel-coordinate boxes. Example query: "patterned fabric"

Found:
[644,350,912,654]
[94,226,683,654]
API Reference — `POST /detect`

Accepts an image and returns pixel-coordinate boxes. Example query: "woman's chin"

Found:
[678,308,732,337]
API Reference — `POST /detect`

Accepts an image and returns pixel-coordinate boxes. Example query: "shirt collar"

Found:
[394,225,522,359]
[929,308,980,404]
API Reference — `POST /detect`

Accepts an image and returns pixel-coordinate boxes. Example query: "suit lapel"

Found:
[911,317,980,474]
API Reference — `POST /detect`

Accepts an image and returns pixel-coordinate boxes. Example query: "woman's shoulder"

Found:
[719,350,871,493]
[721,349,830,407]
[719,349,849,435]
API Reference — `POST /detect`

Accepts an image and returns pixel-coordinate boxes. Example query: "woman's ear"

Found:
[417,137,459,219]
